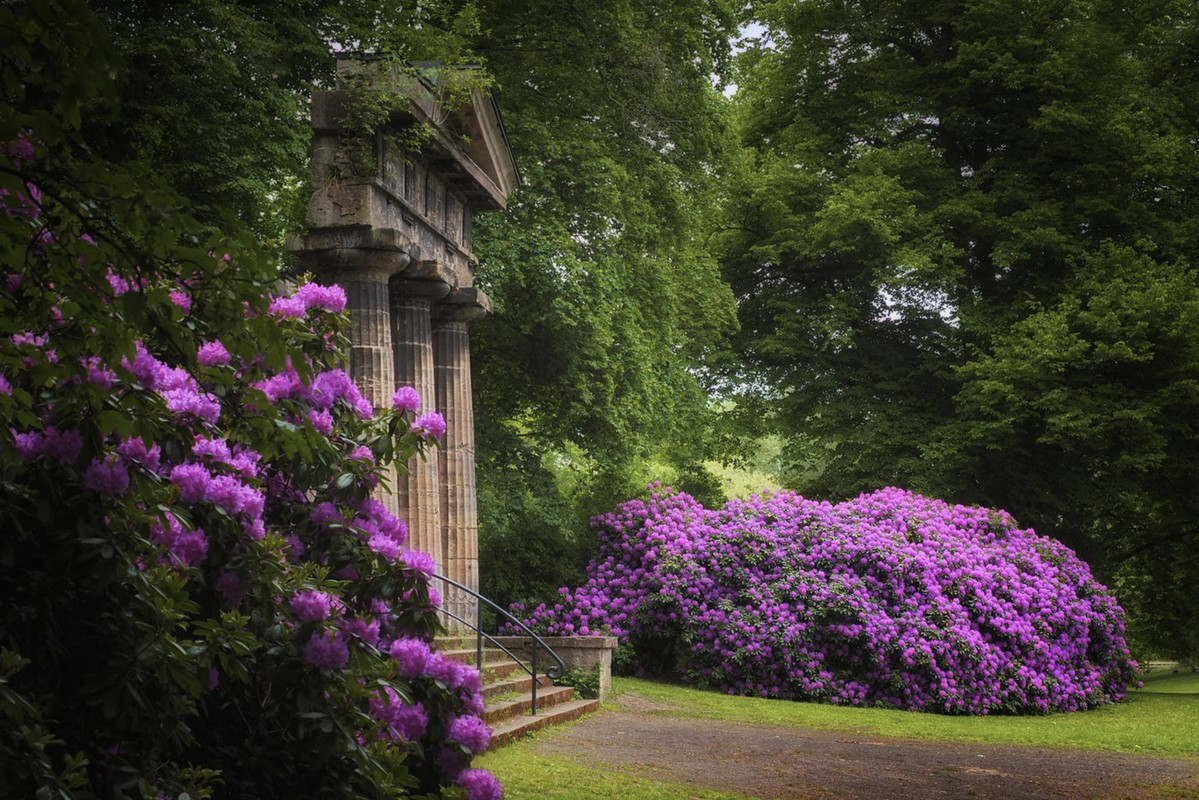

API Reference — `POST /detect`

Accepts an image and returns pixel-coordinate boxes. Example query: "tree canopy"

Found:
[2,3,501,796]
[723,0,1199,655]
[467,0,742,609]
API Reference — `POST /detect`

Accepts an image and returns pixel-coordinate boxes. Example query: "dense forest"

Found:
[7,0,1197,667]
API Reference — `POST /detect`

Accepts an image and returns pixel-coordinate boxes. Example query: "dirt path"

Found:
[525,692,1199,799]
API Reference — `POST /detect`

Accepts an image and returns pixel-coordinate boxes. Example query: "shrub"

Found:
[516,485,1138,715]
[0,19,500,795]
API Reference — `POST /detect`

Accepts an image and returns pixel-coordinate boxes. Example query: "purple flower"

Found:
[370,688,428,742]
[392,386,421,412]
[82,456,130,496]
[149,515,208,568]
[345,383,373,419]
[169,290,193,313]
[424,652,463,687]
[105,267,131,297]
[307,408,333,435]
[391,701,428,742]
[0,372,10,395]
[290,590,333,622]
[229,447,261,478]
[295,282,347,314]
[161,386,221,425]
[359,498,406,544]
[40,427,83,465]
[83,357,116,388]
[267,295,306,318]
[410,411,447,440]
[457,769,503,800]
[192,436,232,463]
[368,532,401,562]
[242,517,266,541]
[253,368,303,403]
[170,462,211,504]
[197,340,231,366]
[340,616,381,649]
[117,437,161,473]
[309,369,353,409]
[311,501,342,528]
[122,343,164,389]
[388,637,430,679]
[401,549,436,576]
[5,133,34,164]
[446,714,491,754]
[350,444,374,463]
[302,630,349,670]
[13,431,41,461]
[172,527,209,567]
[204,474,253,515]
[515,486,1137,714]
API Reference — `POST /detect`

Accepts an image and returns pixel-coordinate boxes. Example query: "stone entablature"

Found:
[289,58,517,629]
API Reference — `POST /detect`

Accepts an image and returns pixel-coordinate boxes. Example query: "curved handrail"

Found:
[429,572,566,714]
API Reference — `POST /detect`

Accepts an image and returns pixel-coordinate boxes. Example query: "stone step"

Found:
[436,645,512,666]
[487,698,602,749]
[480,672,537,701]
[479,659,528,683]
[434,635,602,750]
[482,683,578,725]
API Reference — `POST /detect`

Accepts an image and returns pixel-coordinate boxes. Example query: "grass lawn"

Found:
[1138,664,1199,694]
[476,669,1198,799]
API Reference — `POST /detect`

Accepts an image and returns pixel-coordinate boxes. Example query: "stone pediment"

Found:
[335,57,519,210]
[300,58,519,290]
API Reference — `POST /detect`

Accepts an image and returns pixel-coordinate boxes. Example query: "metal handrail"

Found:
[429,572,566,715]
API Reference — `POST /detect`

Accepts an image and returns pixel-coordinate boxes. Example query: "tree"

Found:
[81,0,488,242]
[2,4,501,797]
[67,0,745,614]
[467,0,742,609]
[724,0,1199,654]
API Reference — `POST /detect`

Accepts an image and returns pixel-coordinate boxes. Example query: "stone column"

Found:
[288,228,411,518]
[433,289,489,628]
[391,274,450,571]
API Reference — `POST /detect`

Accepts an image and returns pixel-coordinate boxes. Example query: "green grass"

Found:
[473,750,754,800]
[477,672,1199,798]
[1138,664,1199,694]
[615,676,1199,758]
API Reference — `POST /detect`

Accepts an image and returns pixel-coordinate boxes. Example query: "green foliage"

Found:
[83,0,489,244]
[554,666,601,701]
[34,0,745,629]
[725,0,1199,655]
[1,4,492,797]
[469,0,742,605]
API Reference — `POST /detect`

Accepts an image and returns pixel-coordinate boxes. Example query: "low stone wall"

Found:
[491,635,618,702]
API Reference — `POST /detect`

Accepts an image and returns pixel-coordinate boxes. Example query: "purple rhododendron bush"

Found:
[517,486,1138,715]
[0,20,500,799]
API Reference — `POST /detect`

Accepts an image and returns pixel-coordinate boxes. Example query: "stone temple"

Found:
[289,58,519,627]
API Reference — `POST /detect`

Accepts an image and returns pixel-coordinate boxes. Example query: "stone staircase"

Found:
[436,638,602,748]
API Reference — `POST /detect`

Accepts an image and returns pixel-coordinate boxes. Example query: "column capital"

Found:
[287,225,412,276]
[390,274,452,305]
[434,287,492,325]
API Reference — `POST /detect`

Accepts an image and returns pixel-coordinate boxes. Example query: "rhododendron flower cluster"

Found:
[1,131,497,797]
[516,486,1138,715]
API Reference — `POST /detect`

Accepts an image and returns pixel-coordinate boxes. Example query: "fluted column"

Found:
[391,275,451,572]
[433,290,489,628]
[288,229,411,521]
[341,271,400,413]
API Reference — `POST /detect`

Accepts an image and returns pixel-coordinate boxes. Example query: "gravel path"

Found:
[523,692,1199,799]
